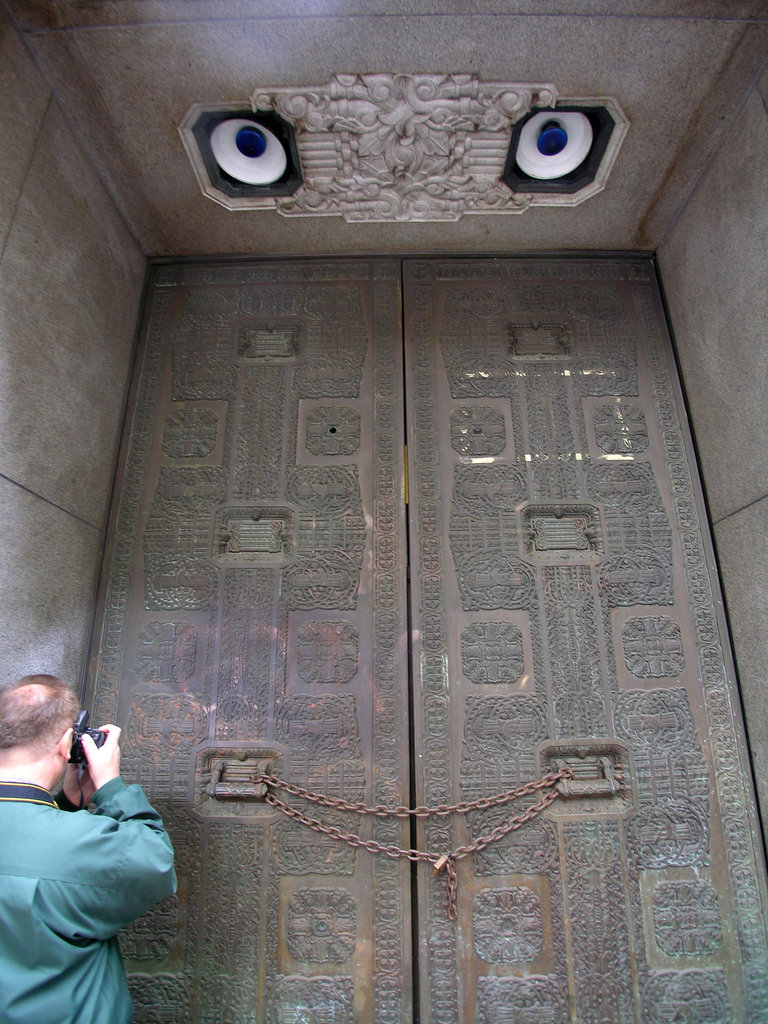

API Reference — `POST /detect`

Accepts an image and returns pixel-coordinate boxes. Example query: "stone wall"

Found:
[658,66,768,834]
[0,6,145,688]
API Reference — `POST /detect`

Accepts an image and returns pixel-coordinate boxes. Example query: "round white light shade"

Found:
[515,111,593,180]
[209,118,288,185]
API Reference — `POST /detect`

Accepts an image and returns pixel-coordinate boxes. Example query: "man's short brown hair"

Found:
[0,675,80,754]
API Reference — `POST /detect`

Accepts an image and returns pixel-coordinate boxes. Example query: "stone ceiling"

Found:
[7,1,768,256]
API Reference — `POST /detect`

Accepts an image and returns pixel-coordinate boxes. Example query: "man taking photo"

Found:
[0,674,176,1023]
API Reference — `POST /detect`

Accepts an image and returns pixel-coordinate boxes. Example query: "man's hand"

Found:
[82,725,122,792]
[61,725,122,806]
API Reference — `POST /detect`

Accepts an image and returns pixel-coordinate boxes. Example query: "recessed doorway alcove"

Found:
[2,5,768,1023]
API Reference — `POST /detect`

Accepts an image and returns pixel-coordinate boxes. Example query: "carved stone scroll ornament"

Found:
[253,74,554,221]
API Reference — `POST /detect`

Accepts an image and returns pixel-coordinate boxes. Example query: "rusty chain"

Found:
[256,767,573,920]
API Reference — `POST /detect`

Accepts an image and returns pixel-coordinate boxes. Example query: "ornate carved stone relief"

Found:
[181,75,628,218]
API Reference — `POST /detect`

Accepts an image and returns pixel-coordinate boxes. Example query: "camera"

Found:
[69,709,107,764]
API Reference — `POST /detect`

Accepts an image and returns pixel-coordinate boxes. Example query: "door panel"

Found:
[403,258,768,1023]
[87,259,412,1023]
[86,256,768,1024]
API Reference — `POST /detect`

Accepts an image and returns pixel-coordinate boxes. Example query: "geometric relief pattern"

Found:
[614,687,698,752]
[238,320,302,359]
[543,565,607,740]
[287,465,364,516]
[616,686,710,874]
[652,881,722,957]
[197,824,263,1024]
[296,620,359,683]
[593,403,648,454]
[143,554,218,611]
[141,465,226,611]
[616,684,711,887]
[283,465,367,610]
[472,887,543,963]
[450,405,506,456]
[405,259,768,1023]
[622,615,685,677]
[461,694,547,799]
[287,888,357,963]
[461,621,524,684]
[282,552,361,610]
[128,974,191,1024]
[565,284,626,326]
[215,569,272,737]
[266,976,355,1024]
[564,822,634,1023]
[213,507,293,565]
[162,406,219,458]
[233,366,286,501]
[126,691,209,755]
[453,463,527,514]
[123,691,209,801]
[274,694,365,798]
[272,817,357,876]
[524,367,577,466]
[475,975,568,1024]
[305,406,361,457]
[507,318,571,360]
[642,969,732,1024]
[573,352,637,397]
[293,289,367,400]
[470,813,558,876]
[150,465,229,515]
[586,461,660,512]
[626,800,710,869]
[599,548,673,607]
[135,621,198,686]
[457,553,536,611]
[120,894,179,960]
[450,459,532,611]
[523,504,602,563]
[91,259,768,1024]
[214,693,261,742]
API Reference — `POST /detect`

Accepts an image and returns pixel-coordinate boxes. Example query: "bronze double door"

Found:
[88,257,768,1023]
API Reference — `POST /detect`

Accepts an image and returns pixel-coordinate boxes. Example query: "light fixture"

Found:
[180,105,302,206]
[515,111,593,180]
[503,104,618,195]
[209,118,288,185]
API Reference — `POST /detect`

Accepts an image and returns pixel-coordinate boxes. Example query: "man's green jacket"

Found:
[0,776,177,1023]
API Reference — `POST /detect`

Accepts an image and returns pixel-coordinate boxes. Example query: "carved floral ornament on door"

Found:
[179,73,629,220]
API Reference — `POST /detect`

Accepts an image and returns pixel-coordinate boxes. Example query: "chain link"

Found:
[257,767,572,920]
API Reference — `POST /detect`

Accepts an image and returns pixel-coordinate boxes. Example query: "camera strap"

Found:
[0,781,57,807]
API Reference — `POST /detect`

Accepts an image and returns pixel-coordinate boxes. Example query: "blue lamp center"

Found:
[537,121,568,157]
[236,126,267,159]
